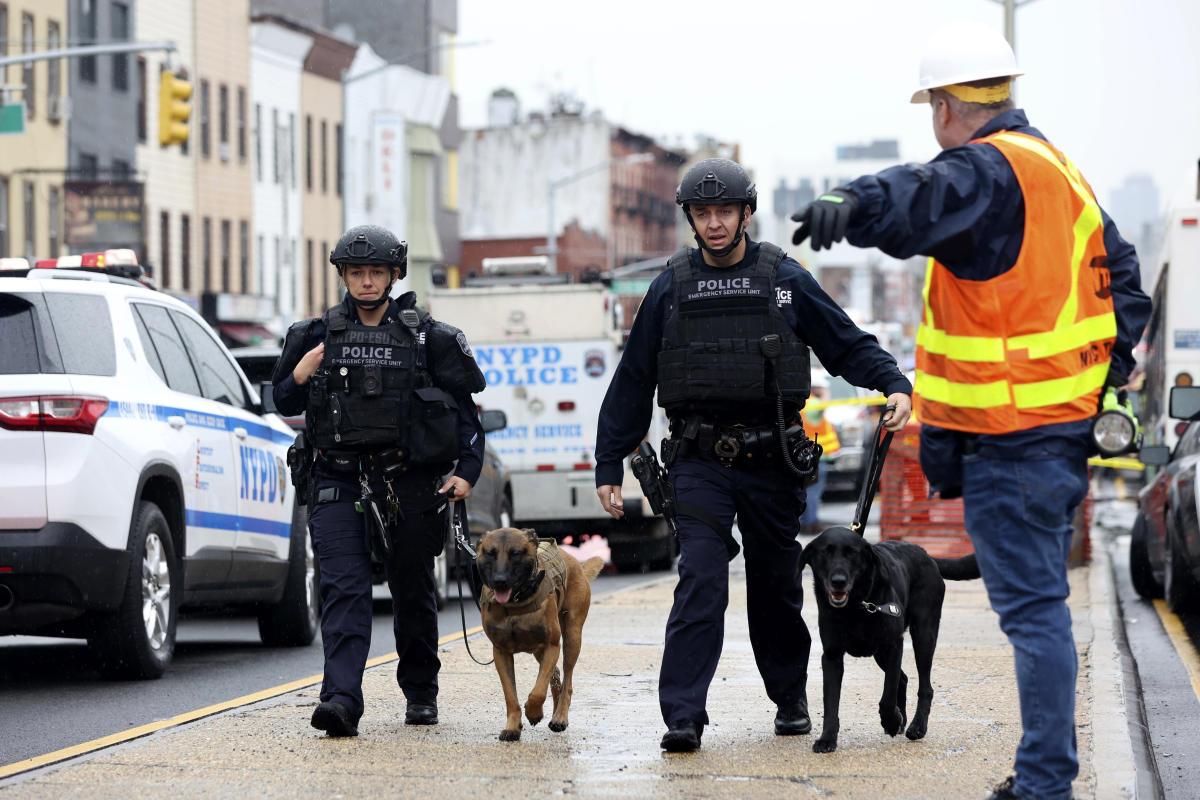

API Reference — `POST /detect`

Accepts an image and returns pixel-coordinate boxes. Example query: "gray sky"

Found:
[455,0,1200,228]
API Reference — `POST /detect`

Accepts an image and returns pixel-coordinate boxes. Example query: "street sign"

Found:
[0,102,26,135]
[611,278,654,295]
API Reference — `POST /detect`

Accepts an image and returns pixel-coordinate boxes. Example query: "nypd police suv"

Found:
[0,253,317,679]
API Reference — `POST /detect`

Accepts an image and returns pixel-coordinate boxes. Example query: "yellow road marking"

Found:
[1152,599,1200,701]
[0,624,485,781]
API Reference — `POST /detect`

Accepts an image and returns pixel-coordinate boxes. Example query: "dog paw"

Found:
[880,706,906,736]
[499,728,522,742]
[548,720,567,733]
[813,738,837,753]
[525,708,544,726]
[905,718,928,740]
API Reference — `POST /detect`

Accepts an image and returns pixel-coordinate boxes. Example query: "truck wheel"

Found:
[259,502,320,646]
[1164,512,1199,613]
[90,501,179,679]
[1129,512,1162,600]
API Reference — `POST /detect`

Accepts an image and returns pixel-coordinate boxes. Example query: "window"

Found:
[304,114,312,191]
[306,238,314,314]
[132,304,200,395]
[220,219,231,291]
[111,3,129,91]
[78,153,98,179]
[237,87,246,162]
[239,220,249,293]
[256,234,264,292]
[199,79,210,158]
[112,159,131,178]
[0,176,8,257]
[180,214,191,291]
[335,123,343,196]
[42,294,116,375]
[320,239,328,306]
[48,187,59,255]
[171,311,248,408]
[289,113,296,188]
[159,211,170,288]
[0,4,7,85]
[271,108,280,184]
[47,21,61,116]
[130,304,167,384]
[21,13,33,119]
[22,181,34,259]
[218,83,228,160]
[79,1,97,83]
[0,294,46,375]
[136,57,147,142]
[254,103,262,180]
[202,217,212,291]
[320,120,328,194]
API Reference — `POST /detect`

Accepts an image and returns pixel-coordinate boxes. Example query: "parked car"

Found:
[1130,384,1200,612]
[0,256,317,679]
[230,344,513,607]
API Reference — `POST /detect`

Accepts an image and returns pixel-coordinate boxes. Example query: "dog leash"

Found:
[849,405,897,535]
[449,498,493,666]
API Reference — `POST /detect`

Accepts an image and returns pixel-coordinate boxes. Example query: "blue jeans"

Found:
[961,454,1088,800]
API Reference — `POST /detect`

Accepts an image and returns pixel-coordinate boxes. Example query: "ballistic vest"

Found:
[307,304,428,451]
[913,130,1117,434]
[657,242,810,417]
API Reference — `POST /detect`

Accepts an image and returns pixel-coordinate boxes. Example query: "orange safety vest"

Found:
[913,131,1116,435]
[802,410,841,456]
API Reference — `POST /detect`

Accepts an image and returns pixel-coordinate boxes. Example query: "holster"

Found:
[286,432,312,506]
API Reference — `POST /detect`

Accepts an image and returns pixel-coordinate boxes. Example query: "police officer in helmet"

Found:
[271,224,486,737]
[595,158,912,752]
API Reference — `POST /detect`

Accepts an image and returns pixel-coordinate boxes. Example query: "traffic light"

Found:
[158,70,192,147]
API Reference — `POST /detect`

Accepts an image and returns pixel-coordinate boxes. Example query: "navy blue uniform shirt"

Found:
[594,237,912,488]
[843,108,1152,471]
[272,295,485,486]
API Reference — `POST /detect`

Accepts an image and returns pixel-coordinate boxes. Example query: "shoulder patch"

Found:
[456,330,474,357]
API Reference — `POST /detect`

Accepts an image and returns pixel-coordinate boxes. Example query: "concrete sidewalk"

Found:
[0,542,1136,799]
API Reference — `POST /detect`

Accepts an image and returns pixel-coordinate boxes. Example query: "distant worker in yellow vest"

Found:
[799,374,839,533]
[790,20,1150,800]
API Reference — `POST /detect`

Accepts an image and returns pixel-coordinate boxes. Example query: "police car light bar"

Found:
[0,257,31,271]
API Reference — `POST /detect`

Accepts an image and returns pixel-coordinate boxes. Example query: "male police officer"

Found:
[790,22,1150,800]
[272,224,486,737]
[595,158,912,752]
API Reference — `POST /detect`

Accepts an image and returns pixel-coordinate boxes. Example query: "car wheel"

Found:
[258,502,320,646]
[1129,512,1164,600]
[1164,511,1200,613]
[90,501,179,680]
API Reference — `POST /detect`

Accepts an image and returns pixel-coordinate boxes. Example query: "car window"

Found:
[43,294,117,376]
[0,293,55,374]
[1178,422,1200,458]
[130,304,168,384]
[171,311,249,409]
[132,303,203,396]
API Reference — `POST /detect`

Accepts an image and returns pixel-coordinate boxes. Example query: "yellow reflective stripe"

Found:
[917,324,1005,361]
[914,370,1011,408]
[1011,361,1108,409]
[921,256,935,328]
[1006,312,1117,359]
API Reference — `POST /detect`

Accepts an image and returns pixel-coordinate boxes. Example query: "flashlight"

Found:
[1091,387,1142,457]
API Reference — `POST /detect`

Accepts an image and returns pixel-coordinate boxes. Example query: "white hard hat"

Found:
[910,20,1023,104]
[810,371,830,390]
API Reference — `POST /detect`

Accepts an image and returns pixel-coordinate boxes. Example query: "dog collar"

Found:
[511,569,546,603]
[860,600,902,617]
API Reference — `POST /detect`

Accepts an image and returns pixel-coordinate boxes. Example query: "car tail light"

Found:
[0,395,110,434]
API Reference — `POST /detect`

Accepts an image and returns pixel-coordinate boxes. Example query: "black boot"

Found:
[660,719,703,752]
[405,700,438,725]
[311,701,359,737]
[774,699,812,735]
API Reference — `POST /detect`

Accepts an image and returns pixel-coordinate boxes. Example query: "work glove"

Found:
[791,188,859,250]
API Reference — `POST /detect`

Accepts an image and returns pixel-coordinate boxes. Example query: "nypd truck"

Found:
[428,277,675,571]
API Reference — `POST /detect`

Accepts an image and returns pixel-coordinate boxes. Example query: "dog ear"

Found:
[521,528,538,545]
[799,541,813,568]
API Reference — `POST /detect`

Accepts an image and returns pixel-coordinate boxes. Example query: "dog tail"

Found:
[581,556,605,582]
[934,553,981,581]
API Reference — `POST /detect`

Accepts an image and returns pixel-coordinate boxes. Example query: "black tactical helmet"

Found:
[675,158,757,214]
[329,224,408,279]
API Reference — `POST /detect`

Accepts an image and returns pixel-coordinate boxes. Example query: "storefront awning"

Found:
[219,323,278,347]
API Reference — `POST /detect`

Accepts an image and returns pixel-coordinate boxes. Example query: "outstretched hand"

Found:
[791,189,859,250]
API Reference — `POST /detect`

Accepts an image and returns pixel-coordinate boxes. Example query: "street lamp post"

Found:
[545,152,654,274]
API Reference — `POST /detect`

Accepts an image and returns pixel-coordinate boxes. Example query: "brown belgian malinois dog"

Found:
[475,527,605,741]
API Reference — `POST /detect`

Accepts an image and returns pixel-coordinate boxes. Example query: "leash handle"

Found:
[850,406,896,535]
[447,497,493,666]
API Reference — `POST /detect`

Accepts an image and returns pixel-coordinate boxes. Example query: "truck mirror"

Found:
[1169,385,1200,420]
[480,408,508,433]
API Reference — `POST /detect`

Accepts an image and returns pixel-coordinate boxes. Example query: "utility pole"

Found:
[985,0,1040,54]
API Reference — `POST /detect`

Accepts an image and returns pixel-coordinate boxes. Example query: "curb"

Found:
[1088,540,1138,799]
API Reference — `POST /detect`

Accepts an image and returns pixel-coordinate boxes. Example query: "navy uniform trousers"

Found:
[659,453,811,726]
[307,474,447,722]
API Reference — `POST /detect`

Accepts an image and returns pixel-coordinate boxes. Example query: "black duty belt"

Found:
[672,418,803,469]
[318,447,412,479]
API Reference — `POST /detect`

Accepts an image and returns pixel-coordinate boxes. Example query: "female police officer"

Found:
[595,158,912,752]
[272,224,486,737]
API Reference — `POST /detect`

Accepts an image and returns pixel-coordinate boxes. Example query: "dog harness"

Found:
[482,539,569,617]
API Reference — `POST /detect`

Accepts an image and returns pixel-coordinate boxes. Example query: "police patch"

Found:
[456,331,474,357]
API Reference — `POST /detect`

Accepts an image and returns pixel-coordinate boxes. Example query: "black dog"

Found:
[800,526,980,753]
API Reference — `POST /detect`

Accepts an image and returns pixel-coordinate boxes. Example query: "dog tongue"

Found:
[494,587,513,604]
